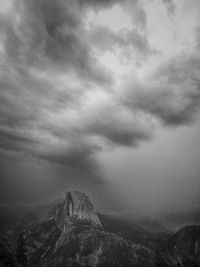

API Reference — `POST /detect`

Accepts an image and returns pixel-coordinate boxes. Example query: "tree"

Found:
[16,231,27,267]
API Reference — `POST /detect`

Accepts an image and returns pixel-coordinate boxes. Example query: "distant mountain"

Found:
[0,204,32,232]
[18,200,63,229]
[160,209,200,231]
[99,213,172,250]
[148,225,200,267]
[0,199,63,232]
[162,225,200,266]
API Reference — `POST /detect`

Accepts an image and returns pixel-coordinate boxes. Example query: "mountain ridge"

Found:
[0,191,200,267]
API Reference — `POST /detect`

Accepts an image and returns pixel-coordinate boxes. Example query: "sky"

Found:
[0,0,200,216]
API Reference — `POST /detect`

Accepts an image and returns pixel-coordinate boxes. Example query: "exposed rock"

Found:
[152,225,200,267]
[25,222,151,267]
[15,191,152,267]
[53,191,102,230]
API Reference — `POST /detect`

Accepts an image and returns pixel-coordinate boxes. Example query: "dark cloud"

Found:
[195,26,200,49]
[0,126,37,152]
[121,54,200,126]
[124,0,147,29]
[0,0,199,172]
[0,0,200,212]
[78,0,134,8]
[0,0,113,85]
[90,26,158,61]
[35,141,103,183]
[82,99,154,147]
[0,0,154,175]
[79,0,146,27]
[162,0,176,15]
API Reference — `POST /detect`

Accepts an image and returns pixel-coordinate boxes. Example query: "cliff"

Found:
[53,191,102,229]
[14,191,151,267]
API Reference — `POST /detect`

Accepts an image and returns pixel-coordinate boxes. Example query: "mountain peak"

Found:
[54,191,102,229]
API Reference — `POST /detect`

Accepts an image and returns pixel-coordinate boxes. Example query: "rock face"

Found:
[150,225,200,267]
[99,214,172,250]
[14,191,151,267]
[54,191,102,229]
[164,225,200,266]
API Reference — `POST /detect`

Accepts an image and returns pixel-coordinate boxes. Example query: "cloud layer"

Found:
[0,0,200,187]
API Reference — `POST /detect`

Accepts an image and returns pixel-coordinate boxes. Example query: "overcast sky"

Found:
[0,0,200,215]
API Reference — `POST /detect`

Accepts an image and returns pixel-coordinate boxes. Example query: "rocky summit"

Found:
[53,191,102,229]
[159,225,200,266]
[13,191,151,267]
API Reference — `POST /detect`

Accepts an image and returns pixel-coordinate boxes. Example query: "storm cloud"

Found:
[0,0,155,168]
[90,26,158,61]
[0,0,200,214]
[162,0,176,15]
[121,54,200,126]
